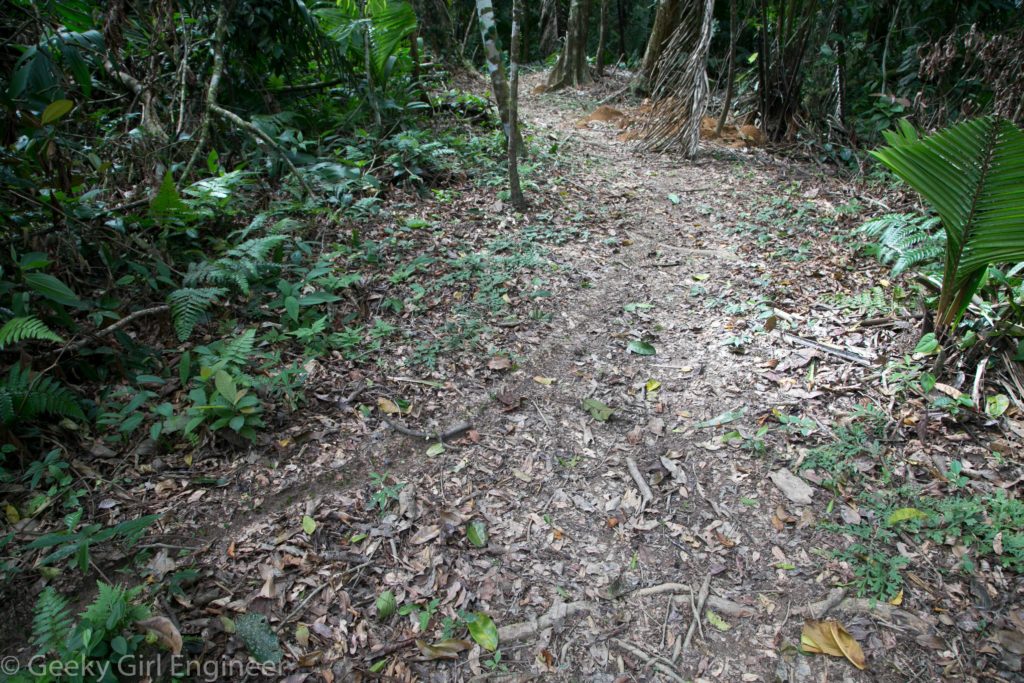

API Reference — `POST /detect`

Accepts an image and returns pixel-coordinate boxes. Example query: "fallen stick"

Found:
[614,639,686,683]
[793,595,932,634]
[380,415,473,443]
[626,457,654,510]
[782,332,874,367]
[680,575,711,658]
[498,601,594,643]
[50,305,170,358]
[629,582,692,598]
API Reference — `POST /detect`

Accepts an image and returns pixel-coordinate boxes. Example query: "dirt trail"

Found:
[173,73,951,682]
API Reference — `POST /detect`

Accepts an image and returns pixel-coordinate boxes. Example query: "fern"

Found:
[0,316,64,350]
[168,287,226,341]
[196,329,258,373]
[32,587,72,656]
[858,213,945,276]
[0,365,85,424]
[81,582,148,633]
[183,236,287,296]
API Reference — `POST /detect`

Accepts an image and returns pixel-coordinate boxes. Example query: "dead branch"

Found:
[181,0,233,183]
[209,103,314,197]
[614,639,686,683]
[626,457,654,510]
[50,305,170,358]
[498,601,594,643]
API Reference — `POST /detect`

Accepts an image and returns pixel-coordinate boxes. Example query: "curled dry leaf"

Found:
[136,616,183,655]
[801,620,866,670]
[415,638,473,660]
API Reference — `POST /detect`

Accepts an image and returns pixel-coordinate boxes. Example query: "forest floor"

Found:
[7,70,1021,682]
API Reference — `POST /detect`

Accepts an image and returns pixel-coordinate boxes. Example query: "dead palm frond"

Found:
[634,0,714,155]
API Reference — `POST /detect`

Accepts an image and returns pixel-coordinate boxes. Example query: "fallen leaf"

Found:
[769,468,814,505]
[467,520,488,547]
[302,515,317,535]
[136,617,183,654]
[627,340,657,356]
[426,442,445,456]
[533,376,555,386]
[467,613,499,652]
[488,356,512,371]
[582,398,614,422]
[887,507,928,525]
[415,638,473,660]
[377,397,401,415]
[801,620,866,670]
[706,609,731,631]
[695,408,745,428]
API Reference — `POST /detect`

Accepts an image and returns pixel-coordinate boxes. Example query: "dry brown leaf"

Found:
[136,616,183,654]
[801,620,866,670]
[377,397,401,415]
[488,356,512,371]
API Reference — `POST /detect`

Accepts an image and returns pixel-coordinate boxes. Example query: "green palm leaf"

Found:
[871,117,1024,328]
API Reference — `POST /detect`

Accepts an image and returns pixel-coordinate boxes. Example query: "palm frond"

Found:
[634,0,715,155]
[872,117,1024,327]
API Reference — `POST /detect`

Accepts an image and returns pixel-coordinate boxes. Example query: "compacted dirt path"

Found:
[164,72,971,682]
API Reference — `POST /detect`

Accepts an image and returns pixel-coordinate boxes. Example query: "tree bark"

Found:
[596,0,609,76]
[180,0,233,185]
[539,0,559,58]
[617,0,627,60]
[635,0,682,94]
[546,0,592,90]
[716,0,739,136]
[508,0,526,210]
[475,0,520,150]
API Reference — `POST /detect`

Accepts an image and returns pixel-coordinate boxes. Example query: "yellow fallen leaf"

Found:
[889,589,903,606]
[4,503,19,524]
[645,379,661,392]
[828,621,866,670]
[533,376,555,386]
[377,397,401,415]
[801,620,866,670]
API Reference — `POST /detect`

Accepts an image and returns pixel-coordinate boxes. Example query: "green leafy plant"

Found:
[872,117,1024,329]
[858,213,944,276]
[26,512,159,574]
[27,582,151,683]
[0,364,84,426]
[369,471,404,513]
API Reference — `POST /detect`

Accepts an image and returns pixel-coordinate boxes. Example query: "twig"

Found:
[626,457,654,510]
[613,639,686,683]
[680,574,711,657]
[781,332,874,366]
[49,305,169,358]
[210,104,315,197]
[181,0,233,183]
[279,583,328,629]
[379,415,473,443]
[628,582,692,599]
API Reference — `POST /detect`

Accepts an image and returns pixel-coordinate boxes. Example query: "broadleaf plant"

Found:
[871,117,1024,329]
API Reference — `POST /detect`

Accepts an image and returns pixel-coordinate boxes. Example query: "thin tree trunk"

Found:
[757,0,770,130]
[596,0,609,76]
[716,0,739,136]
[546,0,592,90]
[635,0,681,94]
[508,0,526,210]
[180,0,233,185]
[617,0,627,60]
[475,0,518,148]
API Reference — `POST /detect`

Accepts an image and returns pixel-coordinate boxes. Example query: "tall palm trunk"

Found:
[634,0,682,94]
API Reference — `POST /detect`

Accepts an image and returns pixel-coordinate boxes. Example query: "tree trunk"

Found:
[475,0,514,140]
[634,0,682,94]
[539,0,559,58]
[617,0,627,60]
[715,0,739,136]
[546,0,592,90]
[596,0,609,75]
[508,0,526,210]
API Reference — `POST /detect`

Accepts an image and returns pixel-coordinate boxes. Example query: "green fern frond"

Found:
[183,237,288,297]
[0,316,64,350]
[0,365,85,425]
[858,213,945,276]
[168,287,226,342]
[216,329,257,370]
[32,587,72,656]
